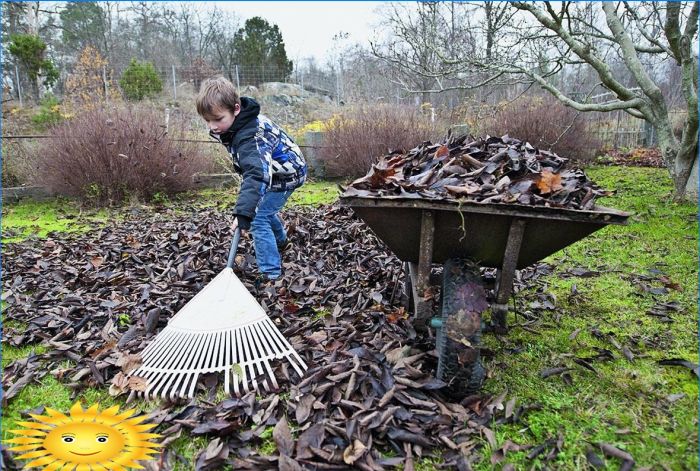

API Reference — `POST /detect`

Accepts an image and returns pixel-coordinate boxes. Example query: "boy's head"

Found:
[196,77,241,134]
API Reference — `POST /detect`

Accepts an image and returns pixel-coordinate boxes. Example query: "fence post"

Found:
[235,65,240,89]
[15,65,22,107]
[172,65,177,102]
[335,69,340,105]
[300,71,304,95]
[103,65,109,103]
[643,119,655,147]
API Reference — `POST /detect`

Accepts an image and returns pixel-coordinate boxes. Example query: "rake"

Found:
[130,228,307,400]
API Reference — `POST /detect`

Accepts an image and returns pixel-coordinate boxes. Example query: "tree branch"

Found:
[512,2,636,101]
[602,2,665,110]
[394,69,511,94]
[683,1,699,42]
[528,67,644,112]
[664,2,682,61]
[622,1,674,56]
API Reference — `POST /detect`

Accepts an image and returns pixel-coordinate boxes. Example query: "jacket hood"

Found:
[211,97,260,145]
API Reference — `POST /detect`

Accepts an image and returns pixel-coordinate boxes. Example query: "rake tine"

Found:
[228,329,242,397]
[146,372,171,401]
[239,326,254,387]
[185,333,216,398]
[212,331,224,370]
[264,316,296,352]
[224,331,232,395]
[149,330,197,372]
[153,333,205,399]
[235,328,250,394]
[186,373,200,400]
[249,323,279,390]
[252,321,282,358]
[181,331,218,399]
[143,329,182,367]
[154,372,179,401]
[262,318,307,375]
[170,353,199,400]
[141,328,177,362]
[255,330,280,390]
[259,318,286,358]
[175,372,192,401]
[242,325,266,391]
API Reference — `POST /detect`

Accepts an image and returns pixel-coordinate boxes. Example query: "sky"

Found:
[214,1,387,64]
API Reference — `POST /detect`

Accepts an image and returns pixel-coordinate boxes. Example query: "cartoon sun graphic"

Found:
[5,402,161,470]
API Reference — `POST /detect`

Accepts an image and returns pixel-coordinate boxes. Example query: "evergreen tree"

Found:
[119,59,163,101]
[8,34,59,101]
[59,2,107,54]
[233,17,292,85]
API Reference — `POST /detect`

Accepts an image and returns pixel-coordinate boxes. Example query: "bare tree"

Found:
[422,1,697,199]
[161,3,221,65]
[210,11,241,82]
[371,2,475,104]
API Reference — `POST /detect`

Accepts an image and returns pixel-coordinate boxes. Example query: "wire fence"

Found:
[5,63,347,107]
[4,61,685,150]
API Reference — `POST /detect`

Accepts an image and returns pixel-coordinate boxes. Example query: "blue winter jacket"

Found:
[211,97,306,226]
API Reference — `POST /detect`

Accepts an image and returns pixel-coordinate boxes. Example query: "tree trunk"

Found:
[674,142,698,201]
[655,115,698,201]
[684,152,698,200]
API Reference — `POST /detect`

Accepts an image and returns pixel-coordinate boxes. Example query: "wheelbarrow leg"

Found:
[491,218,527,333]
[409,210,435,332]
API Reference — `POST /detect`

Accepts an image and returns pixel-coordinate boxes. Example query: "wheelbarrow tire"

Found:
[436,258,488,396]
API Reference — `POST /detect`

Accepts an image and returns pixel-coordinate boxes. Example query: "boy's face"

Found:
[204,104,240,134]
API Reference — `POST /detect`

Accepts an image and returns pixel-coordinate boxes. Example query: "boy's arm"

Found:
[232,136,272,229]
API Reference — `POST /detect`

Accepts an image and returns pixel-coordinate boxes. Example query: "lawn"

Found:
[1,167,697,470]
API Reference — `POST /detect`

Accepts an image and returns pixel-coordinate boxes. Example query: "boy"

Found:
[196,77,306,283]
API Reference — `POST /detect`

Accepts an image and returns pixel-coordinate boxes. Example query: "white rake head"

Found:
[129,267,307,400]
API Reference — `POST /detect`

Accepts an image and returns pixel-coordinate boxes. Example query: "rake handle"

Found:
[226,227,242,269]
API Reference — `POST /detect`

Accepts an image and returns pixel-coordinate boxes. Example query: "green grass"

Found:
[1,198,111,243]
[474,166,698,469]
[0,180,338,244]
[287,180,341,206]
[1,343,49,368]
[1,168,696,469]
[180,179,340,210]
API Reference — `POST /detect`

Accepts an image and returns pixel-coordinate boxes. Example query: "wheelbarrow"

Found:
[341,196,630,394]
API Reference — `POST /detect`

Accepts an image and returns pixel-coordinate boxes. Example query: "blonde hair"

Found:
[196,77,240,116]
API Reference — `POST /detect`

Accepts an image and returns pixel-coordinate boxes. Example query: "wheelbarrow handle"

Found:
[226,227,242,269]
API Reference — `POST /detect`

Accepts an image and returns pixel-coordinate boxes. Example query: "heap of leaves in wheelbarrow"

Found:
[344,134,613,209]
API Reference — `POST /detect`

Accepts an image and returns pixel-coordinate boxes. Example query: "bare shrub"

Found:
[32,104,216,205]
[480,96,602,161]
[318,103,441,178]
[2,110,39,186]
[2,138,38,187]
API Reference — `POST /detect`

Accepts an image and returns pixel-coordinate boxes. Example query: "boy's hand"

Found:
[233,215,252,231]
[232,217,250,233]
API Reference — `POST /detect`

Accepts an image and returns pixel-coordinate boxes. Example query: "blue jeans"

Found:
[250,189,294,279]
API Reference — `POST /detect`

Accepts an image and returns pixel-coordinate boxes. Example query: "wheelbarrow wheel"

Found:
[436,258,489,396]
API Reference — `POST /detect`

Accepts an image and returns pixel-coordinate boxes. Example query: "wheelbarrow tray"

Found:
[341,196,629,269]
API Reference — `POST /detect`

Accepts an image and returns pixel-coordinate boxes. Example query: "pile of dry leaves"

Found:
[0,203,586,469]
[343,134,613,210]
